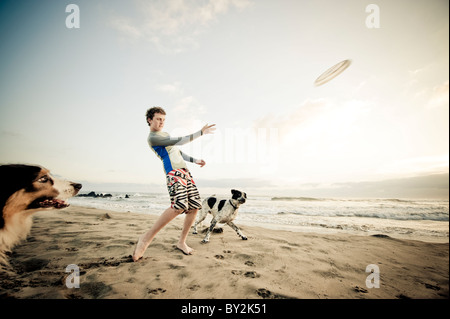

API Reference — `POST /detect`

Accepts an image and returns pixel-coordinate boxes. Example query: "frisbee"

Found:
[314,59,352,86]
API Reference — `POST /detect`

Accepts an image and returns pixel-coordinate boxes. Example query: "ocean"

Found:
[69,193,449,243]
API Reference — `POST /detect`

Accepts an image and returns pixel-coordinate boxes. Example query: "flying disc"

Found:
[314,59,351,86]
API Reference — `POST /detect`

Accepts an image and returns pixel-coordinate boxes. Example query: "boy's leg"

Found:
[177,209,198,255]
[132,207,182,261]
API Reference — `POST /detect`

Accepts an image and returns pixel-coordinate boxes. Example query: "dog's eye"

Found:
[38,176,49,183]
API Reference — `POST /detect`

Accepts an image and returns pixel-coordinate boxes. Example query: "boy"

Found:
[132,107,215,261]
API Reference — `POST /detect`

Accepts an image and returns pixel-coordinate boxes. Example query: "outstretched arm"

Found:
[149,124,216,147]
[149,130,202,147]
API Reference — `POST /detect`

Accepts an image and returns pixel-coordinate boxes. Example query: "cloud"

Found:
[426,80,449,109]
[155,81,206,132]
[1,130,24,138]
[377,155,449,177]
[329,173,449,199]
[110,0,253,54]
[253,98,372,143]
[199,173,449,199]
[404,64,449,110]
[197,177,276,189]
[253,98,330,137]
[156,81,206,115]
[109,17,142,40]
[155,81,183,95]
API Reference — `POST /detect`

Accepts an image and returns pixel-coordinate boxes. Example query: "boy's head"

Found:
[146,106,166,131]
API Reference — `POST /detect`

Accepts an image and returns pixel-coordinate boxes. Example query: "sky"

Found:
[0,0,448,198]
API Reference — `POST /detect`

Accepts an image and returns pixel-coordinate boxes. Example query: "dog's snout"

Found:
[71,183,82,191]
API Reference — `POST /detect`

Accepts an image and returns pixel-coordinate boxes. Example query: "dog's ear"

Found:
[231,189,241,200]
[231,189,241,196]
[0,164,41,196]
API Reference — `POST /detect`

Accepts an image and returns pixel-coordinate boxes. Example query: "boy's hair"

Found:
[146,107,166,125]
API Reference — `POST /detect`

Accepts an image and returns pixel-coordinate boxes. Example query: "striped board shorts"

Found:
[166,168,202,212]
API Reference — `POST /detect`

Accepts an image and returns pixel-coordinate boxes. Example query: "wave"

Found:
[271,197,323,202]
[271,197,421,203]
[370,198,415,204]
[275,210,449,221]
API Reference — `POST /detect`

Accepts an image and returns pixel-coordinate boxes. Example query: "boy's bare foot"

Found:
[132,235,147,262]
[176,242,194,255]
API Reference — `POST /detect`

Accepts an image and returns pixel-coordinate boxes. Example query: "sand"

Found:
[0,205,448,300]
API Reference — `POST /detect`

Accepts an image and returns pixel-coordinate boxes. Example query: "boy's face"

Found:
[149,113,165,131]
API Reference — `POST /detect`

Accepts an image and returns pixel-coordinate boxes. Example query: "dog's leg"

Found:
[201,218,217,244]
[227,221,248,240]
[193,209,208,234]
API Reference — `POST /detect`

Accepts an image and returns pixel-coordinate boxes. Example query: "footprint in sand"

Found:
[353,285,368,293]
[231,270,260,278]
[424,283,441,291]
[148,288,166,295]
[256,288,290,299]
[256,288,272,298]
[78,255,133,269]
[188,284,200,291]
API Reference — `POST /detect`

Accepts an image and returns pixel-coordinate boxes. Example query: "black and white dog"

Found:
[193,189,247,243]
[0,164,82,267]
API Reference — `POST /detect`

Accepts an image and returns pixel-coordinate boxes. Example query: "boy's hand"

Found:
[202,124,216,135]
[195,159,206,167]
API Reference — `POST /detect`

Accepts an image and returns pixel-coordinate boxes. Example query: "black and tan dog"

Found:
[193,189,247,243]
[0,164,81,266]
